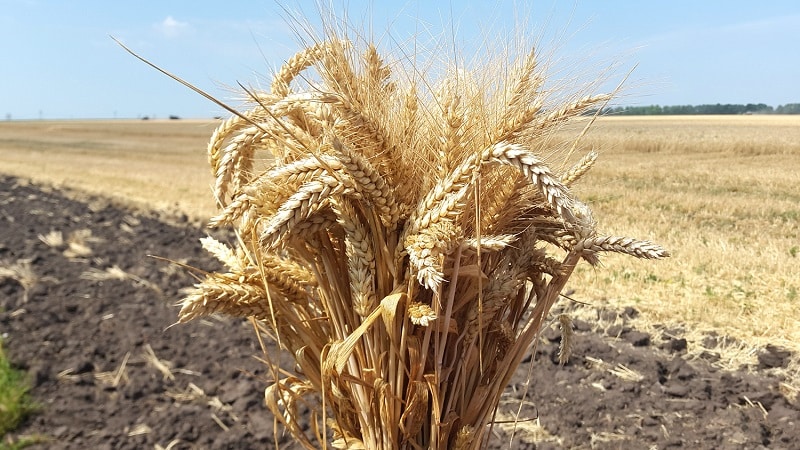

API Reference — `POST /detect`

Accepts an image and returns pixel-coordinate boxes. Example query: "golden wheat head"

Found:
[176,19,668,450]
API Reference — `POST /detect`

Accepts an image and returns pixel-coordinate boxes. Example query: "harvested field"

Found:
[1,117,797,368]
[1,174,798,448]
[565,115,800,373]
[1,117,799,447]
[0,120,217,220]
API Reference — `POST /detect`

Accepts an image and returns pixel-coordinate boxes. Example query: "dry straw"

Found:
[172,19,668,450]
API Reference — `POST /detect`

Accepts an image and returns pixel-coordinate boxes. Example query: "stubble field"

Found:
[1,115,799,447]
[568,116,800,372]
[2,116,798,370]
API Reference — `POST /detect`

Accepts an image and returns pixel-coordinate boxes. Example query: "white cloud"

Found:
[155,16,189,38]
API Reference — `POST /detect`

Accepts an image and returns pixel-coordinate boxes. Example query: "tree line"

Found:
[605,103,800,115]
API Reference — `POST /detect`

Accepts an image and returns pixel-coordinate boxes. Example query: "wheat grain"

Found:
[268,153,341,185]
[437,82,464,178]
[487,142,577,223]
[390,84,421,208]
[409,141,577,243]
[289,209,338,237]
[529,254,564,278]
[453,425,476,449]
[463,255,525,343]
[317,39,358,103]
[407,302,437,327]
[208,192,253,229]
[495,97,544,143]
[330,137,402,227]
[478,167,521,233]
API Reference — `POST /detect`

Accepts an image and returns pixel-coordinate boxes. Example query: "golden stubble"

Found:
[563,115,800,373]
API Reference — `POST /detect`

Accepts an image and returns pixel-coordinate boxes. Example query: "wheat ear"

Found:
[271,42,329,98]
[578,235,671,262]
[560,150,598,186]
[177,272,268,322]
[260,174,359,249]
[330,198,377,316]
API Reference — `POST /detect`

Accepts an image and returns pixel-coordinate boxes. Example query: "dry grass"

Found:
[159,24,666,448]
[94,352,131,388]
[80,265,161,293]
[0,260,37,304]
[0,119,218,219]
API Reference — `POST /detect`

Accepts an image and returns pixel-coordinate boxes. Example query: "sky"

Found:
[2,0,799,120]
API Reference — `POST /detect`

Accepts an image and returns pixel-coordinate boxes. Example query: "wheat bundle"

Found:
[177,27,667,449]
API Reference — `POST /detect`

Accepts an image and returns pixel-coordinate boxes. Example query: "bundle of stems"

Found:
[177,30,667,449]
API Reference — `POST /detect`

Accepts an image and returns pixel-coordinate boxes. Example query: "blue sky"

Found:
[2,1,799,119]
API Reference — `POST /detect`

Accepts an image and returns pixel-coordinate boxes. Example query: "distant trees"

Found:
[775,103,800,114]
[606,103,800,115]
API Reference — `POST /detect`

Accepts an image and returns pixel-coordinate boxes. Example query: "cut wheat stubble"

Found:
[172,27,668,450]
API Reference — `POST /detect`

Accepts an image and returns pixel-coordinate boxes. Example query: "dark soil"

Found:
[1,174,798,449]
